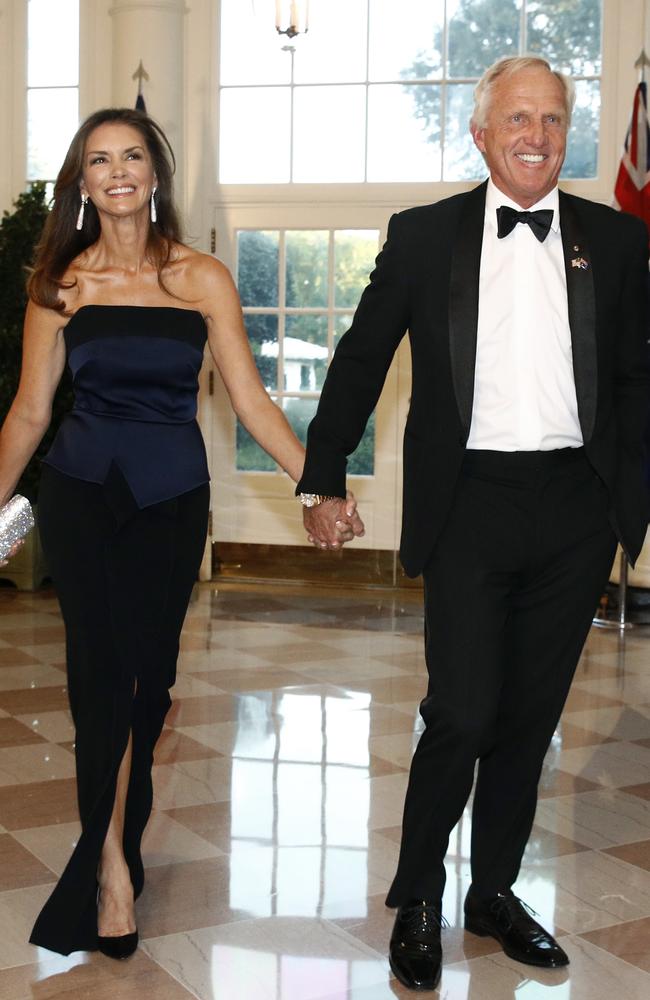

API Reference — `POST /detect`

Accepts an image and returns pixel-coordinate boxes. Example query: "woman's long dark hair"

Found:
[28,108,183,312]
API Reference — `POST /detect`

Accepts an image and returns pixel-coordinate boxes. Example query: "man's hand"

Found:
[303,490,365,549]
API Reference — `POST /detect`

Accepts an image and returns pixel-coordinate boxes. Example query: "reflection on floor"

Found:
[0,582,648,999]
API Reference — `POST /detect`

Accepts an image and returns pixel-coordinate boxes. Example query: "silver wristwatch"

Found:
[298,493,340,508]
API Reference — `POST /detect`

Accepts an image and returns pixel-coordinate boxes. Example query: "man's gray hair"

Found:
[471,56,575,130]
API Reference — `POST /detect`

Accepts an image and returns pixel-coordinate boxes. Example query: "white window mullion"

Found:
[278,231,287,398]
[327,229,335,361]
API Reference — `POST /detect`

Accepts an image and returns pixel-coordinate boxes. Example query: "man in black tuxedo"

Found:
[296,56,649,990]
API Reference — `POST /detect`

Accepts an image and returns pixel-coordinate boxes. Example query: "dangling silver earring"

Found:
[76,194,88,231]
[150,186,157,223]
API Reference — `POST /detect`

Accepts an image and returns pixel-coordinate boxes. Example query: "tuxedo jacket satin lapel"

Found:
[559,192,597,444]
[448,182,486,440]
[448,182,598,445]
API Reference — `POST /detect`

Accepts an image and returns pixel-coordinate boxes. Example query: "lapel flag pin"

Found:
[571,256,589,270]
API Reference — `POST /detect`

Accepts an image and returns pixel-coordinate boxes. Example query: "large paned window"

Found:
[236,228,379,474]
[219,0,602,183]
[27,0,79,189]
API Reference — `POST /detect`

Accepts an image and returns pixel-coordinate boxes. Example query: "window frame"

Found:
[212,0,639,210]
[23,0,80,192]
[0,0,112,218]
[219,1,604,187]
[234,225,381,476]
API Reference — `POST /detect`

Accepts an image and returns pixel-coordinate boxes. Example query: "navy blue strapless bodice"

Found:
[44,305,210,507]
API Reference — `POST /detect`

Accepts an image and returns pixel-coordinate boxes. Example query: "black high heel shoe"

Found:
[97,887,138,960]
[97,929,139,960]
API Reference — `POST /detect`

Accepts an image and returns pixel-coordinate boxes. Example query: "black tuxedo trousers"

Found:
[385,447,617,906]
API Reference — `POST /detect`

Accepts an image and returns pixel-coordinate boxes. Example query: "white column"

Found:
[184,0,216,250]
[109,0,186,207]
[79,1,113,119]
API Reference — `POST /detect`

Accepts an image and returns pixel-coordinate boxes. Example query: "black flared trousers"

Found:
[30,463,209,955]
[386,448,617,907]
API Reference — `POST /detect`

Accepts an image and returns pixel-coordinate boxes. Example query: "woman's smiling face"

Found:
[80,122,156,220]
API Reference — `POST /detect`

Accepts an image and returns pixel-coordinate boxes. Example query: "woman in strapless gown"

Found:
[0,108,363,959]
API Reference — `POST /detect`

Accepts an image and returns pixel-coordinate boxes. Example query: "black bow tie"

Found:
[496,205,554,243]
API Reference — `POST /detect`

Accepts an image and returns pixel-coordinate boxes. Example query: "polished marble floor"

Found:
[0,581,648,999]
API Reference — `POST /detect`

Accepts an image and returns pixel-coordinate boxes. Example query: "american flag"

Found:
[613,81,650,239]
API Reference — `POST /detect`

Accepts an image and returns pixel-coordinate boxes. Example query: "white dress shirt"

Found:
[466,178,583,451]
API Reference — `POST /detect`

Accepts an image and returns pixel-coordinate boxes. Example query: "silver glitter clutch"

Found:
[0,495,35,561]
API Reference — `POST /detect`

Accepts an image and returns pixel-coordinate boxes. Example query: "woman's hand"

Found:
[0,538,25,568]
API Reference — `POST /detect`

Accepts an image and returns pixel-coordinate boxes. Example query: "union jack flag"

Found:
[613,81,650,240]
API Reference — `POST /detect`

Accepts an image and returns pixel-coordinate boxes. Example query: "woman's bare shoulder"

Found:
[24,297,68,337]
[172,245,233,280]
[26,253,87,326]
[169,245,236,303]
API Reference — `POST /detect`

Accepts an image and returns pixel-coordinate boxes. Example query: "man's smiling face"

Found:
[471,66,568,208]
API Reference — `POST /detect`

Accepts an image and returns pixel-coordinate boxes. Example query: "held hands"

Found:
[303,490,365,550]
[0,538,24,568]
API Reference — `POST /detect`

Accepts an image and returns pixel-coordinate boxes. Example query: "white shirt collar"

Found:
[485,177,560,234]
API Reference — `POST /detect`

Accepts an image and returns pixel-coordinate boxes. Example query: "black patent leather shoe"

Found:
[97,929,139,960]
[464,889,568,968]
[389,899,444,991]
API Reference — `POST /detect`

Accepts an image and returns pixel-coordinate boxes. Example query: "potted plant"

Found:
[0,182,72,589]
